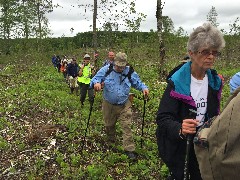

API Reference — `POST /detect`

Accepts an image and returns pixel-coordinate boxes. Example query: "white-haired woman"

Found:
[156,23,225,180]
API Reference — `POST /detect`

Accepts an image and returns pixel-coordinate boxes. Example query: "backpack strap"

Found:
[104,64,134,83]
[122,65,134,83]
[104,63,114,77]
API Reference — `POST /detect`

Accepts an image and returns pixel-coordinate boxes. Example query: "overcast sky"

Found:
[47,0,240,37]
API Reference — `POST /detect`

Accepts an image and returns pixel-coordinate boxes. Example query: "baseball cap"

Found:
[84,54,91,59]
[114,52,127,66]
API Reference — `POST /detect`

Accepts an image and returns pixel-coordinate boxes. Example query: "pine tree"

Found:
[207,6,219,27]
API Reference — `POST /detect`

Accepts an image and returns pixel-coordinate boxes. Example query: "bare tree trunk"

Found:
[22,0,29,52]
[1,1,12,54]
[36,1,42,52]
[156,0,166,77]
[93,0,97,66]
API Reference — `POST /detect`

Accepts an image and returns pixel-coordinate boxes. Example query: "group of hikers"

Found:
[52,53,95,106]
[52,50,149,160]
[51,22,240,180]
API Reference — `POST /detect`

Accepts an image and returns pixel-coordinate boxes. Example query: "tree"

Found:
[102,22,118,31]
[121,1,146,32]
[93,0,97,65]
[0,0,53,53]
[229,17,240,35]
[32,0,53,51]
[156,0,166,77]
[207,6,219,27]
[225,17,240,61]
[13,0,38,52]
[101,22,119,48]
[175,26,187,37]
[0,0,17,53]
[162,16,174,33]
[78,0,146,50]
[16,0,33,39]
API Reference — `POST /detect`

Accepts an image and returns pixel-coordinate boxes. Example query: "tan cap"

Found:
[114,52,127,66]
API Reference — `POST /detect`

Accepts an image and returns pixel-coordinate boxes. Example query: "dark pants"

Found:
[57,63,61,72]
[79,83,94,104]
[168,141,202,180]
[63,72,67,79]
[188,141,202,180]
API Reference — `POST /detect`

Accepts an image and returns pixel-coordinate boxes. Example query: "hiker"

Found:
[156,22,225,180]
[78,54,95,106]
[229,72,240,94]
[94,51,100,64]
[60,59,68,82]
[51,54,57,69]
[194,75,240,180]
[90,52,149,160]
[102,51,115,67]
[67,57,79,94]
[56,55,61,72]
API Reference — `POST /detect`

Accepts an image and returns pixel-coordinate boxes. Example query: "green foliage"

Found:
[87,164,107,179]
[0,34,239,179]
[160,164,169,178]
[229,17,240,35]
[70,153,81,166]
[0,135,9,150]
[0,117,11,130]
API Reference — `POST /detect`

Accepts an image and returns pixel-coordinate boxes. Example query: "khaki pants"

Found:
[102,99,135,152]
[69,76,78,88]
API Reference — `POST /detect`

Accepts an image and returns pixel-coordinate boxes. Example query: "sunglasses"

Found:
[198,50,221,57]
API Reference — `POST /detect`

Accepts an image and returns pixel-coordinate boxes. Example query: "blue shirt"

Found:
[52,56,57,66]
[91,65,148,105]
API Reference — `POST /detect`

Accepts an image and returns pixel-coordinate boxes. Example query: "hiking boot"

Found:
[124,151,137,160]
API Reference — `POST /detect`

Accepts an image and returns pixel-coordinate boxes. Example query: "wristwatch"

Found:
[179,128,186,140]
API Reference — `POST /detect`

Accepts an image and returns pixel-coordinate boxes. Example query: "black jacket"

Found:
[67,63,79,78]
[156,62,222,179]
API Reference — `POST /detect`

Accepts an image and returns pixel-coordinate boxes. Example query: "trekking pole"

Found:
[183,109,197,180]
[81,94,95,151]
[184,134,191,180]
[140,95,147,148]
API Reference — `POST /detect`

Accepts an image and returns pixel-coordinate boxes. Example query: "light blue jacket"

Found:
[90,64,148,105]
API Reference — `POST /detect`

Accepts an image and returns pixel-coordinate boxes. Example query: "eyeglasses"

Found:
[198,50,221,57]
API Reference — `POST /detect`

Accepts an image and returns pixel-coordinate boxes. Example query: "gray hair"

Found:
[115,52,127,61]
[187,22,225,52]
